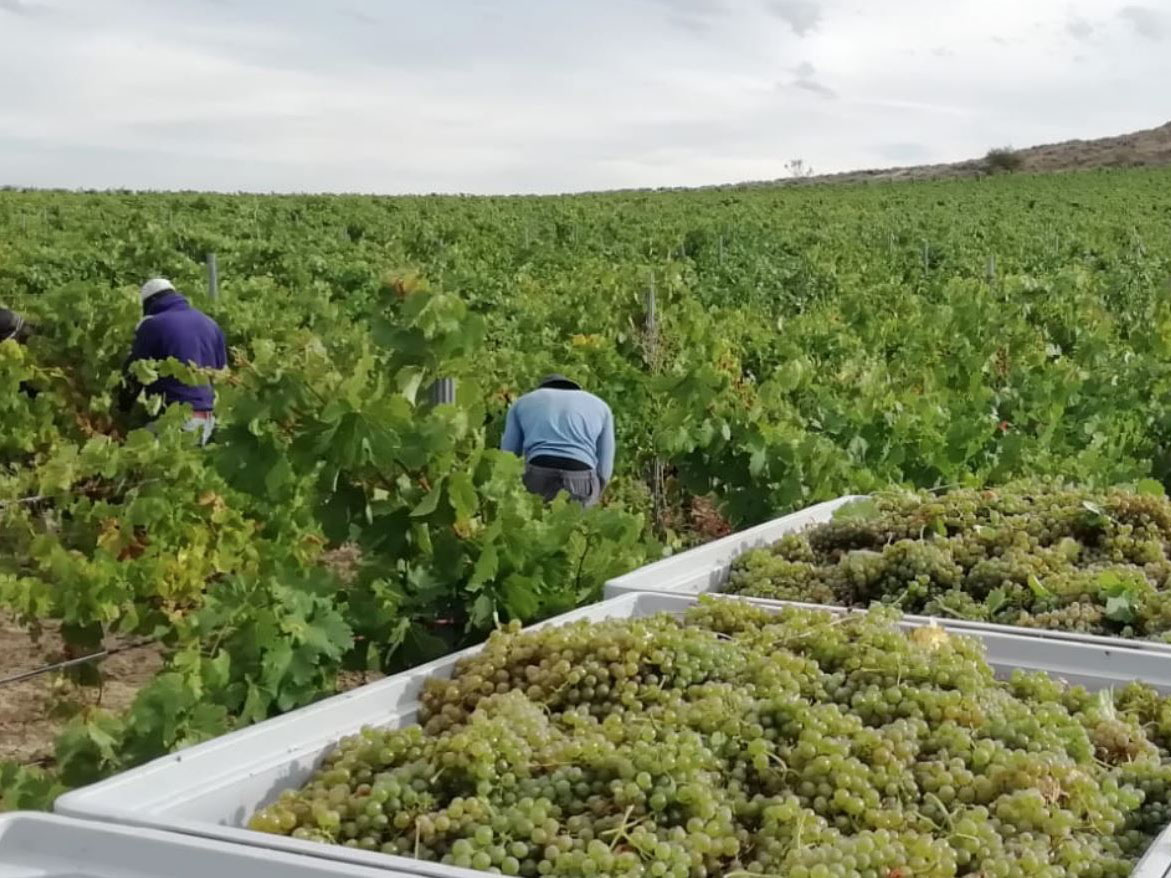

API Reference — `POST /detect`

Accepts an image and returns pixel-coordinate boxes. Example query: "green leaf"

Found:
[261,641,294,691]
[502,575,540,620]
[448,471,478,523]
[468,543,499,592]
[773,360,805,392]
[1105,595,1137,624]
[204,650,231,692]
[399,622,453,666]
[240,684,269,725]
[264,456,295,498]
[300,611,354,659]
[1137,478,1166,498]
[985,587,1008,616]
[412,522,433,556]
[0,763,67,811]
[82,718,120,760]
[130,674,193,746]
[410,478,446,517]
[749,447,768,478]
[1096,570,1124,592]
[56,709,127,787]
[395,366,426,404]
[469,593,495,629]
[1027,575,1052,600]
[181,703,231,747]
[833,498,879,522]
[129,360,160,385]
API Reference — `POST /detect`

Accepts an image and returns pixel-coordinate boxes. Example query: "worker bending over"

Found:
[118,278,226,445]
[501,374,615,508]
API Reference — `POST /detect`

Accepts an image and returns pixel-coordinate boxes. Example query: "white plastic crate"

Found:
[604,494,1171,657]
[56,591,1171,878]
[0,812,418,878]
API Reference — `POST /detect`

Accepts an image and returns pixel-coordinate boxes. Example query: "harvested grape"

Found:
[728,482,1171,641]
[249,598,1171,878]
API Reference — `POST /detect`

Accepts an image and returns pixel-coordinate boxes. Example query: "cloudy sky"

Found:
[0,0,1167,194]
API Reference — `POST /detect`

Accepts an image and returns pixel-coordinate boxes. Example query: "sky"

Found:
[0,0,1167,194]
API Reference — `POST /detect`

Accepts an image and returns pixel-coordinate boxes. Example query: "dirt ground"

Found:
[0,610,384,769]
[0,612,163,765]
[0,546,380,769]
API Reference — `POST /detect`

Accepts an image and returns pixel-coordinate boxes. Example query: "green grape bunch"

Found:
[727,483,1171,641]
[249,599,1170,878]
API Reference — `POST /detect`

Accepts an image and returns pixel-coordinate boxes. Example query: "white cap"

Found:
[140,278,175,302]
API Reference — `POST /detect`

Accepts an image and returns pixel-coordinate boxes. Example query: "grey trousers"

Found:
[523,463,602,508]
[183,416,216,446]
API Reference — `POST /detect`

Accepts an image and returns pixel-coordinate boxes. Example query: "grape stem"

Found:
[571,531,598,597]
[765,752,793,779]
[602,804,636,852]
[923,792,955,830]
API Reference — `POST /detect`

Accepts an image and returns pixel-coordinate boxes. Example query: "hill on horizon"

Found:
[749,120,1171,188]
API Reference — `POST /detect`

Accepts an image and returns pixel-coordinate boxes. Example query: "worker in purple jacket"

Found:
[118,278,227,445]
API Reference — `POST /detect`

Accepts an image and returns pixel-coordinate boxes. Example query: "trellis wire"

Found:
[0,638,157,689]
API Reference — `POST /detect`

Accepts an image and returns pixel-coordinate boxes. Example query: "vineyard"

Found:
[2,167,1171,815]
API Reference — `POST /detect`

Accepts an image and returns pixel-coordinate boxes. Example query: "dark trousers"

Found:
[523,463,602,508]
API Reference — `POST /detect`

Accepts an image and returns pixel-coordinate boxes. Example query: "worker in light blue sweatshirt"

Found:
[501,374,615,508]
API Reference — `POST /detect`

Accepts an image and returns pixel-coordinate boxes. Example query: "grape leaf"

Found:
[448,471,478,523]
[502,574,539,620]
[410,478,446,517]
[833,498,879,522]
[1105,595,1137,624]
[1137,478,1166,498]
[1027,575,1052,600]
[468,543,499,593]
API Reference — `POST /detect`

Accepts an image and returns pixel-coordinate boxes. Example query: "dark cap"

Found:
[538,373,582,391]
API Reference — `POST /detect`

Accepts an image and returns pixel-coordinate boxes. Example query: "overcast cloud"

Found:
[0,0,1167,194]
